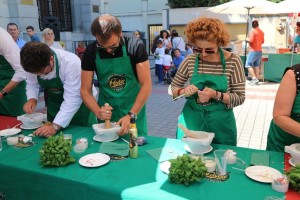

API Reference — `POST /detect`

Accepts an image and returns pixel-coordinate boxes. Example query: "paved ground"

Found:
[35,56,280,151]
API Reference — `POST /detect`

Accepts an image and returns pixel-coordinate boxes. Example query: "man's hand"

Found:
[23,99,37,114]
[34,123,57,137]
[116,115,131,136]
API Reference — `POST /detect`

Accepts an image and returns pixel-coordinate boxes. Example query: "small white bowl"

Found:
[182,131,214,154]
[17,113,45,129]
[92,122,120,141]
[285,143,300,165]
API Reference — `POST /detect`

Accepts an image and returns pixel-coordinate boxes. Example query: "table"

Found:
[240,53,300,83]
[0,117,299,200]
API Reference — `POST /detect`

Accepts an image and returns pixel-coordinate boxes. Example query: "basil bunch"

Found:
[169,154,207,185]
[39,133,75,167]
[287,164,300,192]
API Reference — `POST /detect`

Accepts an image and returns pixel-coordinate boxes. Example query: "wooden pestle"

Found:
[178,124,201,139]
[104,103,111,129]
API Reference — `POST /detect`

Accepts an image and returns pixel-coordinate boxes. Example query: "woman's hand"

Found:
[116,115,131,136]
[183,84,198,96]
[198,87,216,103]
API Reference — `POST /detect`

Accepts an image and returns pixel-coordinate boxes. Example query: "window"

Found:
[37,0,73,31]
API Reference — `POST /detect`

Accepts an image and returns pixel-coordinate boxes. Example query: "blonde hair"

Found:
[42,28,55,43]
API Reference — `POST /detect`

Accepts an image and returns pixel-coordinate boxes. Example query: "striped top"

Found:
[171,53,246,108]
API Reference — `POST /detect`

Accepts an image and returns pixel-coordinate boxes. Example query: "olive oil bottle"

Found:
[129,117,138,158]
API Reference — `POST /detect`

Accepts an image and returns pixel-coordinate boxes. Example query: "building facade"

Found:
[0,0,290,54]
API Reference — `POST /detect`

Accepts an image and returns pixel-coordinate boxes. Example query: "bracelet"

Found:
[177,88,184,96]
[215,90,218,98]
[220,92,224,100]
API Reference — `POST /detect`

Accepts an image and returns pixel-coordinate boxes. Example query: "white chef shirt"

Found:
[26,48,95,128]
[0,27,27,82]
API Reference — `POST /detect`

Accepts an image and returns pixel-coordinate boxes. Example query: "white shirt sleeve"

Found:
[0,27,27,82]
[52,49,83,128]
[26,73,40,100]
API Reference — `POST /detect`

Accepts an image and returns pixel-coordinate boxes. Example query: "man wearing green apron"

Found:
[81,14,151,135]
[267,66,300,152]
[0,27,27,117]
[20,42,96,137]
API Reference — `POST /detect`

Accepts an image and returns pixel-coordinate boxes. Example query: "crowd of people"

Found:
[0,14,299,152]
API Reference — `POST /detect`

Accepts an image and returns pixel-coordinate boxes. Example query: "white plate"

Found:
[184,145,213,155]
[20,124,42,130]
[245,166,282,183]
[289,158,296,167]
[0,128,22,136]
[93,135,119,142]
[160,160,171,174]
[79,153,110,167]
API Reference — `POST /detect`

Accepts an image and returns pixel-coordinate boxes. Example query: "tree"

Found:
[167,0,284,8]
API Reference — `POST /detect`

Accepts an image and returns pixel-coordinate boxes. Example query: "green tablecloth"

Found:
[0,126,285,200]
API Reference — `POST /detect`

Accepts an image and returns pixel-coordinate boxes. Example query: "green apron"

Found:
[0,55,26,116]
[177,48,237,145]
[95,44,147,135]
[38,52,96,127]
[267,91,300,152]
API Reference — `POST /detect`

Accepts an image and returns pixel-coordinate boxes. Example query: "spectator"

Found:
[81,14,151,135]
[159,30,172,50]
[171,17,246,145]
[186,43,193,55]
[162,48,173,84]
[133,30,141,38]
[26,26,41,42]
[172,32,186,57]
[266,64,300,152]
[7,23,26,49]
[75,41,86,60]
[171,48,185,77]
[245,20,265,85]
[154,40,165,85]
[42,28,64,50]
[20,42,97,137]
[0,27,27,116]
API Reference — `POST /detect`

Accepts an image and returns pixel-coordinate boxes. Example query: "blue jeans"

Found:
[156,64,164,82]
[245,51,262,67]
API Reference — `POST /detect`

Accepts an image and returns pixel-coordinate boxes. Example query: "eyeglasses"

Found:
[193,47,216,55]
[96,37,120,51]
[45,32,54,36]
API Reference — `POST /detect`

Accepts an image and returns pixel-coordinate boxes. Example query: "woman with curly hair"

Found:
[171,17,246,146]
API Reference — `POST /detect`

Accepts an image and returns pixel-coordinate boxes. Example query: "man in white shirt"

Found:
[20,42,96,137]
[0,27,27,116]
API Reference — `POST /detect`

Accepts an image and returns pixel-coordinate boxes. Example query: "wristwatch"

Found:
[52,123,60,132]
[127,111,137,119]
[0,89,8,96]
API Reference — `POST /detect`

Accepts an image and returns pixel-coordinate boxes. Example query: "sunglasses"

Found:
[193,47,216,54]
[45,32,54,36]
[96,37,120,51]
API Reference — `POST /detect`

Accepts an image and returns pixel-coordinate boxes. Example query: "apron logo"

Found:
[48,88,63,94]
[107,74,126,91]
